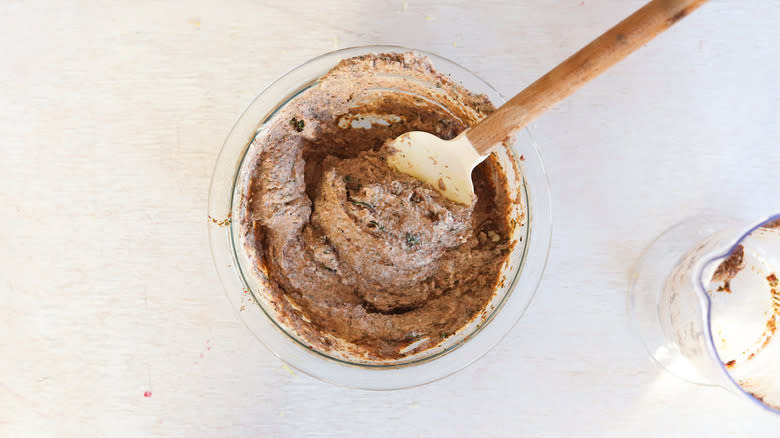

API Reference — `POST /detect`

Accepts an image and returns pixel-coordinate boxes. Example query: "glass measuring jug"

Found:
[631,214,780,414]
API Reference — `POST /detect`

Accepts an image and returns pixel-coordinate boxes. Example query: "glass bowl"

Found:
[208,45,551,389]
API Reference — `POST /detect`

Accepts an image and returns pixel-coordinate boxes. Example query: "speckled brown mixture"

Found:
[238,53,516,360]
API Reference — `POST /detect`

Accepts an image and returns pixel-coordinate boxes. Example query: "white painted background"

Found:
[2,0,779,436]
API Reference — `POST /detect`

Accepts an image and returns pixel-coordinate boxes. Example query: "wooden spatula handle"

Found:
[466,0,709,155]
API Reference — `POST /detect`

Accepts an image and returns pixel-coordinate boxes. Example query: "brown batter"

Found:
[238,53,516,360]
[711,244,744,293]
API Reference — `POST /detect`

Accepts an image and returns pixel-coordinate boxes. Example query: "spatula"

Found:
[387,0,709,204]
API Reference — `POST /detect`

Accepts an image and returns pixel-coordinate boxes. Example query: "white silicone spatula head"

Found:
[386,131,485,205]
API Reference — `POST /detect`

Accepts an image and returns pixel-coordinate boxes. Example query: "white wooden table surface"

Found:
[2,0,779,436]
